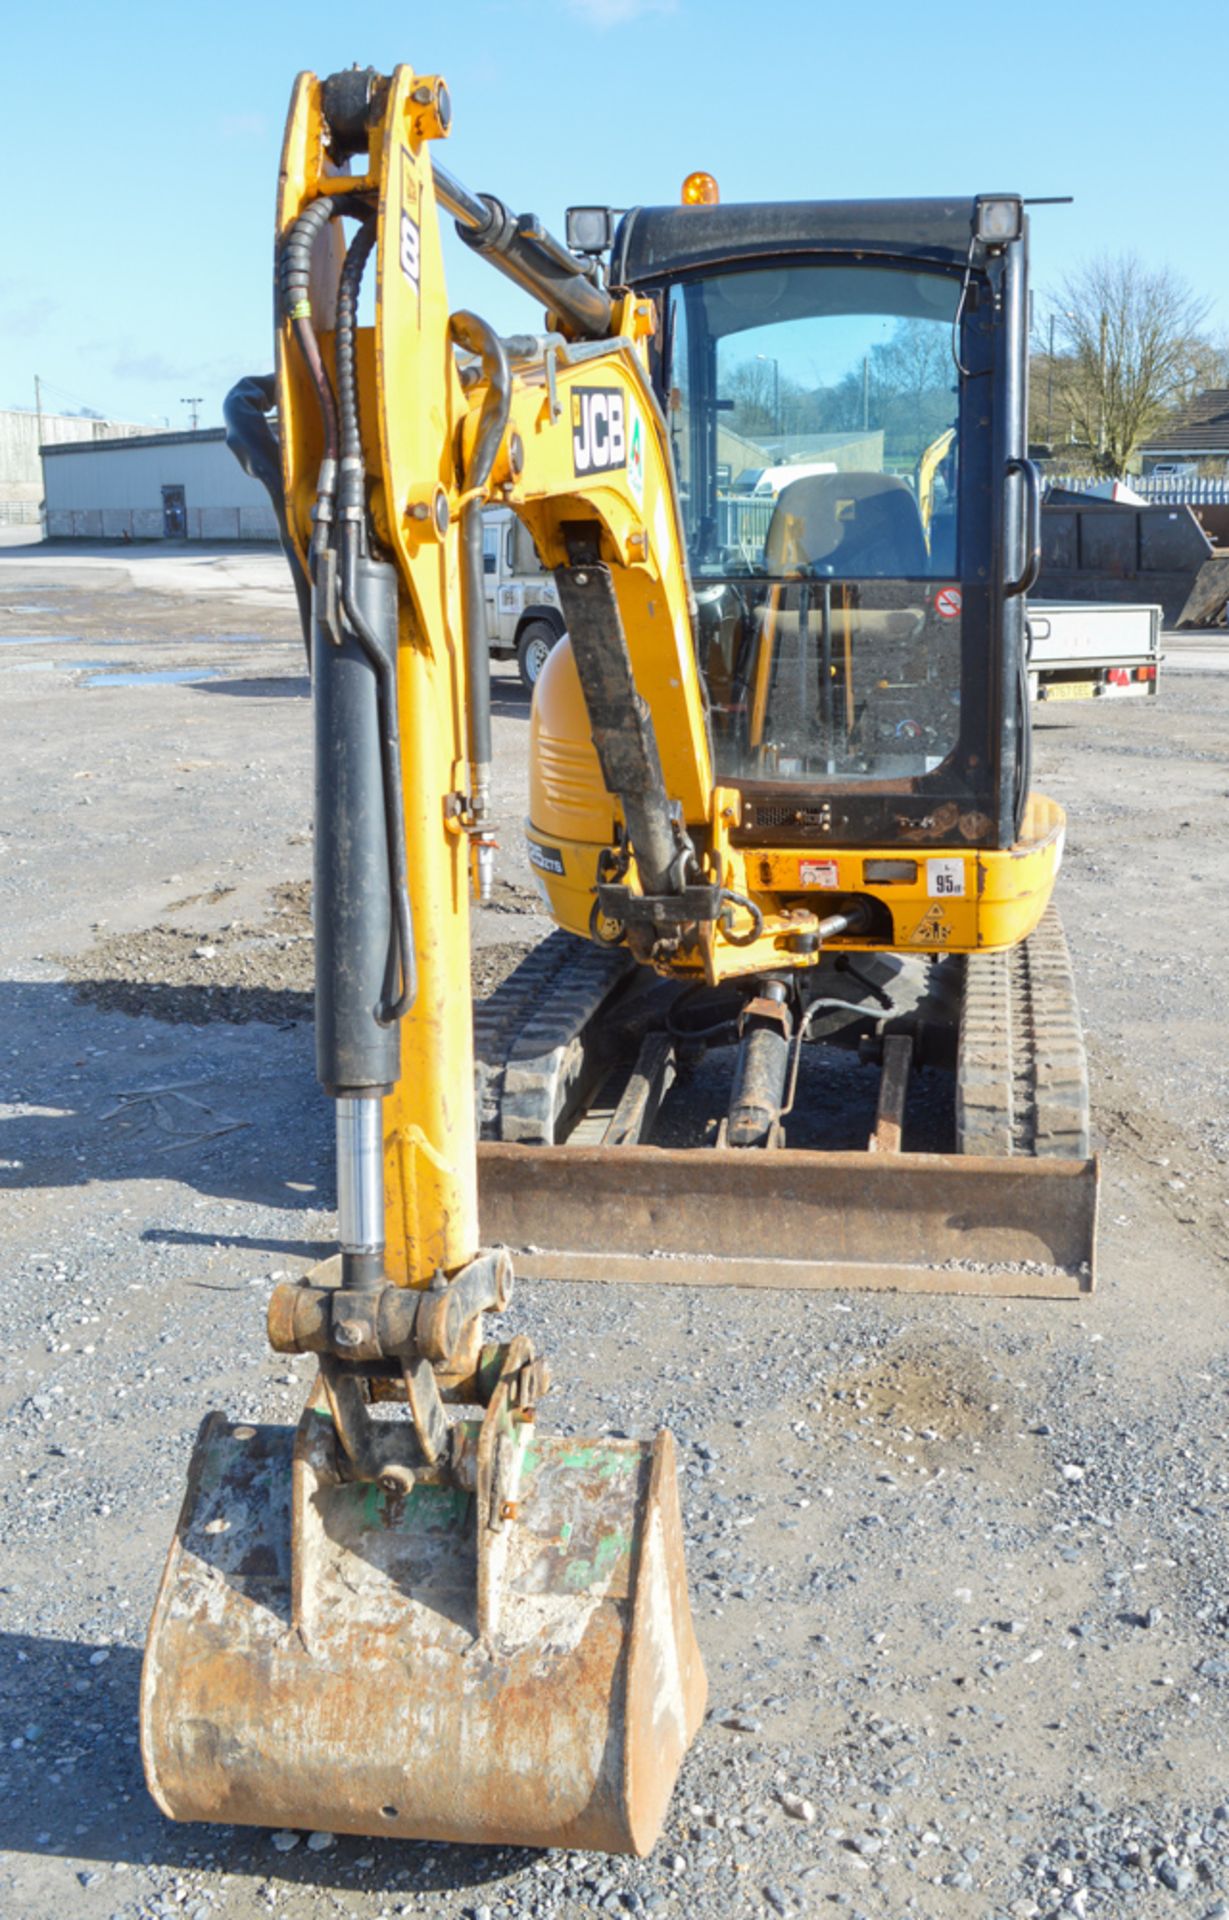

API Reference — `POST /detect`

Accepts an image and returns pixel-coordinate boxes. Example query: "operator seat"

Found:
[765,470,930,578]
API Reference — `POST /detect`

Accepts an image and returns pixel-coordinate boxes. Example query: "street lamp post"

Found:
[756,354,780,437]
[180,396,203,432]
[1044,310,1077,451]
[1046,314,1055,446]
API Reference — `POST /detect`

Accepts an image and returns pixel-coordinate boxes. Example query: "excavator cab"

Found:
[642,224,1022,824]
[556,192,1037,882]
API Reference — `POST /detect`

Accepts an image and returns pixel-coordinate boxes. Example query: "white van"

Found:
[482,507,566,690]
[735,460,838,499]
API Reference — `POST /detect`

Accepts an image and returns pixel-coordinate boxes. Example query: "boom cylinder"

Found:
[312,552,401,1100]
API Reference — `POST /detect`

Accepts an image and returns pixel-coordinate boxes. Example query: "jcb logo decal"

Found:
[571,387,626,477]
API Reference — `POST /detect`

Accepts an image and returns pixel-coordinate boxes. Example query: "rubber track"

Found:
[473,932,633,1145]
[957,905,1090,1159]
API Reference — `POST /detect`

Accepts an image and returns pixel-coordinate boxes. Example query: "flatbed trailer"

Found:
[1026,600,1162,703]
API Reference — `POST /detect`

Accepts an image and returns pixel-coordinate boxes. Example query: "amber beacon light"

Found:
[681,171,720,206]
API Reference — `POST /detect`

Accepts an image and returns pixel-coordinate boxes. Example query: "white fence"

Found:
[0,501,42,527]
[716,494,774,557]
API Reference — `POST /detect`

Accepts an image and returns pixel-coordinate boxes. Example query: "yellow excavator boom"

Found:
[141,60,706,1858]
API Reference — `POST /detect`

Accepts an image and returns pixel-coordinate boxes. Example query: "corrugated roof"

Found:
[40,427,226,457]
[1139,388,1229,455]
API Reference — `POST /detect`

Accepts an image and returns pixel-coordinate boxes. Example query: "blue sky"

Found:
[7,0,1225,429]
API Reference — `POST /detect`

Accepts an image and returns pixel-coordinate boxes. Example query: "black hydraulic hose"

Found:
[334,219,416,1024]
[222,372,312,662]
[1014,650,1033,837]
[666,981,752,1045]
[334,221,374,486]
[279,197,342,478]
[449,312,511,796]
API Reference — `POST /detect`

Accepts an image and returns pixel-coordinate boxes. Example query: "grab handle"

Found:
[1005,455,1042,598]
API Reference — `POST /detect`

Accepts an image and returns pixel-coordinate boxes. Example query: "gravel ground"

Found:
[1,542,1228,1920]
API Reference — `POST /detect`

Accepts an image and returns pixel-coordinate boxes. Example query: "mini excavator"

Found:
[143,59,1096,1859]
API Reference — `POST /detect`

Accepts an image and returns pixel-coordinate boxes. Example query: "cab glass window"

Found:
[666,264,963,786]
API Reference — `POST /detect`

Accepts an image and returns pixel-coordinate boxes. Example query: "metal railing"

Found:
[715,494,774,558]
[1046,472,1229,505]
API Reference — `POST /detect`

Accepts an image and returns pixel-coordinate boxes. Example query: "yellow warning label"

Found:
[910,903,953,944]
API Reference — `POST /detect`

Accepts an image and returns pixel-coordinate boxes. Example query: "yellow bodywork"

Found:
[527,629,1064,973]
[273,63,722,1287]
[277,70,481,1287]
[273,62,1063,1275]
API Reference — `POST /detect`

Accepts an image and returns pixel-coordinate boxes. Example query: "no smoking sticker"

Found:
[935,586,962,620]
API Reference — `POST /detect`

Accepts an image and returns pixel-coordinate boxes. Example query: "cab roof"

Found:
[610,198,984,288]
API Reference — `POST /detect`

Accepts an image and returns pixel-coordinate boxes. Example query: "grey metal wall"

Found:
[42,430,279,541]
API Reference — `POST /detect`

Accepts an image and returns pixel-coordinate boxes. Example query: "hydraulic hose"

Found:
[449,311,511,895]
[1014,652,1033,838]
[279,198,342,495]
[221,372,312,660]
[333,218,416,1024]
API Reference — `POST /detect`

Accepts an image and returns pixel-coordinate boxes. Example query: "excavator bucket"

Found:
[141,1384,706,1855]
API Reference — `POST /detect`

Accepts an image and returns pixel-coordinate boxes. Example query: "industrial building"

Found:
[41,428,278,541]
[0,406,147,526]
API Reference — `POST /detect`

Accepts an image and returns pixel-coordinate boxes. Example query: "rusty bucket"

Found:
[141,1384,706,1856]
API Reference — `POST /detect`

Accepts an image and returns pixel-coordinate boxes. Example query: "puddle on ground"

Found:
[2,658,169,677]
[83,667,225,688]
[0,633,85,645]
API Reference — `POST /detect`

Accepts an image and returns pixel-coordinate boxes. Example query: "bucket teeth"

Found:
[141,1394,706,1856]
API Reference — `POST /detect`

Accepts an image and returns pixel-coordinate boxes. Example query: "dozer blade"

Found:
[141,1391,706,1856]
[478,1143,1099,1296]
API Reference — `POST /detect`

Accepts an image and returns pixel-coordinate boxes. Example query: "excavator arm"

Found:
[140,61,706,1858]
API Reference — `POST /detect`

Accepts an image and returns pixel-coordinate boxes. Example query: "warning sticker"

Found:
[526,840,565,877]
[627,409,645,506]
[911,903,953,944]
[799,859,839,888]
[926,857,965,898]
[934,586,962,620]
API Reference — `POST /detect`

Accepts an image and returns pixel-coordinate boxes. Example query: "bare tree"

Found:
[725,359,807,441]
[1050,255,1210,475]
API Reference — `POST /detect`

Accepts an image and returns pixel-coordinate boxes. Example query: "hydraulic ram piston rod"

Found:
[432,160,614,342]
